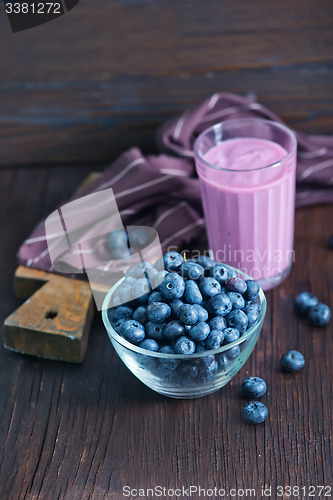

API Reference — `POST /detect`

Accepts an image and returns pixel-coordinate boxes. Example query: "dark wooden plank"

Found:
[0,0,333,166]
[1,63,333,167]
[0,165,332,498]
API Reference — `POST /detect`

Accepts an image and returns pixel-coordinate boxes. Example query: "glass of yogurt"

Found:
[194,118,297,290]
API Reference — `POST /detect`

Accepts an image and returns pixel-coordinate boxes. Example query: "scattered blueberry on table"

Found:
[241,401,268,424]
[294,292,331,326]
[241,377,267,398]
[280,350,305,372]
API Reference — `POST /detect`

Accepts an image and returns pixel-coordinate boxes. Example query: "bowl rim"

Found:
[101,264,266,359]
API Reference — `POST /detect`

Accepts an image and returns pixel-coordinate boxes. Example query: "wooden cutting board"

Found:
[3,172,105,363]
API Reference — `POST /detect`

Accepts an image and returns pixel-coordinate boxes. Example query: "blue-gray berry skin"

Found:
[308,303,331,326]
[216,352,230,370]
[207,294,232,317]
[227,292,245,310]
[164,320,185,341]
[196,255,216,273]
[159,345,179,371]
[128,227,150,249]
[223,327,240,344]
[295,292,319,315]
[244,307,260,327]
[205,329,224,350]
[108,305,133,323]
[145,321,166,342]
[198,358,218,381]
[180,262,205,281]
[226,346,241,360]
[243,280,260,301]
[208,316,227,331]
[178,362,198,381]
[146,302,171,323]
[169,299,183,317]
[163,251,184,272]
[106,229,128,251]
[226,309,249,334]
[112,318,127,334]
[178,304,199,326]
[241,377,267,398]
[281,350,305,372]
[132,306,147,324]
[159,273,185,300]
[242,401,268,424]
[148,291,164,304]
[210,264,230,284]
[199,277,222,298]
[139,339,159,352]
[174,336,196,355]
[193,304,209,323]
[226,277,247,294]
[185,280,203,304]
[120,320,145,344]
[188,322,210,342]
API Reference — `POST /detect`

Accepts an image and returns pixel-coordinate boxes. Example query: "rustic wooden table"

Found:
[0,0,333,498]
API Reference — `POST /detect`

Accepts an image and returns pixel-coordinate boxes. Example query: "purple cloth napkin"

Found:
[18,92,333,274]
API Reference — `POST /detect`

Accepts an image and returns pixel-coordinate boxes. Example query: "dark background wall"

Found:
[1,0,333,167]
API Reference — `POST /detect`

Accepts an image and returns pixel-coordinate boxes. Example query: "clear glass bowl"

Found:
[102,265,266,399]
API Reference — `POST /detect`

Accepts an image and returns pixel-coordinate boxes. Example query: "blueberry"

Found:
[198,358,218,381]
[128,227,150,249]
[112,284,132,306]
[106,229,128,251]
[145,321,166,342]
[210,264,229,284]
[241,377,267,398]
[185,280,203,304]
[196,255,215,274]
[148,291,164,304]
[244,307,260,327]
[242,402,268,424]
[226,277,247,294]
[226,309,249,334]
[146,302,171,323]
[178,362,198,381]
[205,329,224,350]
[195,344,215,365]
[132,306,147,324]
[308,303,331,326]
[163,251,184,272]
[243,280,260,301]
[120,320,145,344]
[193,304,209,323]
[223,327,240,344]
[159,273,185,300]
[107,305,133,323]
[164,320,185,341]
[244,301,261,314]
[208,316,227,331]
[169,299,184,317]
[180,261,205,281]
[132,278,151,303]
[188,322,210,342]
[125,262,147,279]
[227,292,245,310]
[159,345,179,371]
[216,352,230,370]
[112,318,127,333]
[280,350,305,372]
[139,338,159,352]
[226,345,241,359]
[295,292,319,315]
[199,277,222,298]
[178,304,199,326]
[174,336,196,355]
[206,294,232,317]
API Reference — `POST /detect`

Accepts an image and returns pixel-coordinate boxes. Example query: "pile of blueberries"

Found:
[108,251,262,385]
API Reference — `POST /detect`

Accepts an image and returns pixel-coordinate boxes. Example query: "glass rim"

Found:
[101,264,267,359]
[193,118,297,173]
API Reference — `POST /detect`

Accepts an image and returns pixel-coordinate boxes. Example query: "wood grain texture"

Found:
[0,165,332,499]
[0,0,333,166]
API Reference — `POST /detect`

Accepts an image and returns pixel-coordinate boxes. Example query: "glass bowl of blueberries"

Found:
[102,252,266,399]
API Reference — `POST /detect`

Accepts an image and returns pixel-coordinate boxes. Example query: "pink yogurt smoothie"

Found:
[197,137,296,288]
